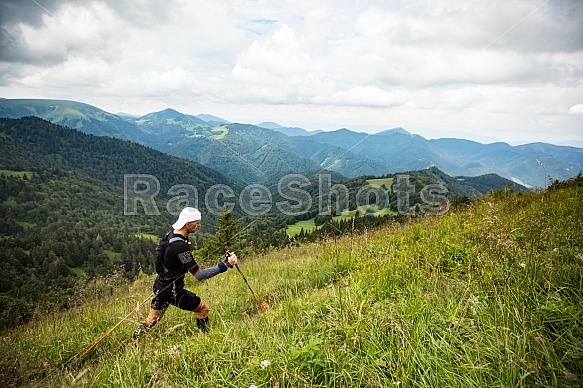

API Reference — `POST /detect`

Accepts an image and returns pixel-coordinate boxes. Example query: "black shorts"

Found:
[151,278,201,311]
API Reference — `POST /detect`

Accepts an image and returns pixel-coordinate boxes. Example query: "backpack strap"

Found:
[157,233,189,280]
[168,236,186,244]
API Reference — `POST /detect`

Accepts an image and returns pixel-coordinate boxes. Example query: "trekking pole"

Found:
[80,291,155,359]
[226,251,266,314]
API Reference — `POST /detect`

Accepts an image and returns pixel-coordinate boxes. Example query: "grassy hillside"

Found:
[1,176,581,387]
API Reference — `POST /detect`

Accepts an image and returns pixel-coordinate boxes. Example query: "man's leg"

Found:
[192,299,210,332]
[133,307,167,340]
[173,288,209,333]
[145,307,167,327]
[133,290,169,340]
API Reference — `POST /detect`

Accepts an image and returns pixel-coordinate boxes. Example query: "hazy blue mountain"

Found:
[312,128,369,148]
[264,132,392,176]
[196,114,230,125]
[138,108,208,125]
[166,123,322,183]
[313,129,583,187]
[125,114,392,183]
[257,122,323,136]
[313,129,447,173]
[115,112,140,118]
[157,122,389,183]
[256,122,285,129]
[375,127,411,136]
[430,138,583,187]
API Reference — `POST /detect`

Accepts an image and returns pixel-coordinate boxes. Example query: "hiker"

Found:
[133,207,238,339]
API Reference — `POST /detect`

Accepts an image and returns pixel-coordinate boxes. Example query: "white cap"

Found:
[172,207,202,229]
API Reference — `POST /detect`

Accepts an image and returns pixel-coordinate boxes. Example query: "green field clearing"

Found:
[366,177,393,188]
[0,169,34,178]
[287,205,395,236]
[286,219,318,236]
[69,267,87,278]
[16,221,36,230]
[135,233,159,242]
[104,250,122,260]
[211,126,229,139]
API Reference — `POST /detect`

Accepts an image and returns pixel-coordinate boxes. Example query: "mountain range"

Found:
[1,98,581,187]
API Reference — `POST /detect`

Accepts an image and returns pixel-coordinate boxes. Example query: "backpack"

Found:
[154,232,189,275]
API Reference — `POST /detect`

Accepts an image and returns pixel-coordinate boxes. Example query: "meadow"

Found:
[1,176,581,387]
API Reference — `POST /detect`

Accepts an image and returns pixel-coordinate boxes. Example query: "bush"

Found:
[0,295,32,329]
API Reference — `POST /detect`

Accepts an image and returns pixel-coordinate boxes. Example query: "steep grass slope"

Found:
[1,177,581,387]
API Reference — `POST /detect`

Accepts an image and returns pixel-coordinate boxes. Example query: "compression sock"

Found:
[196,317,209,333]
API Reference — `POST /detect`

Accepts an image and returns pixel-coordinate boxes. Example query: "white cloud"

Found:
[1,0,582,145]
[18,57,114,89]
[10,2,124,64]
[233,25,312,83]
[313,86,408,108]
[568,104,583,115]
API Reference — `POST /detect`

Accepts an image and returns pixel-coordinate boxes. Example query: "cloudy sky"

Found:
[1,0,582,145]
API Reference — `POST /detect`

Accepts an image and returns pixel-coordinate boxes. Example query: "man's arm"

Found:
[194,262,228,281]
[193,252,238,281]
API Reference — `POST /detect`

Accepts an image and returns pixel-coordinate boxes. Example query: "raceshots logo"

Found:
[123,173,449,217]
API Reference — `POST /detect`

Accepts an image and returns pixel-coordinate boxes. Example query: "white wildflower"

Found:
[261,359,271,369]
[468,294,480,316]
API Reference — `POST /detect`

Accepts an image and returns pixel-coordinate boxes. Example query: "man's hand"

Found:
[227,252,238,267]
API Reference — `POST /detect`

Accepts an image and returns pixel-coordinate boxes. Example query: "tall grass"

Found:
[1,179,581,387]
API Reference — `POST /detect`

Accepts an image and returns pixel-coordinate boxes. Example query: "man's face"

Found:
[186,220,201,233]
